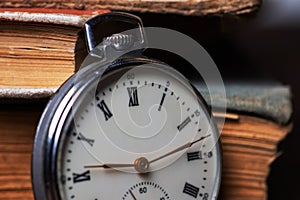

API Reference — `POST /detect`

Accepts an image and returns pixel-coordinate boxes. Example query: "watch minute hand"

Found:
[149,134,211,164]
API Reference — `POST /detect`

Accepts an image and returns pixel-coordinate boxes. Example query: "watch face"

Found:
[35,62,221,200]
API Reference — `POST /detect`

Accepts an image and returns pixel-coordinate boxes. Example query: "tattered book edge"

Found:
[0,8,109,27]
[0,0,261,16]
[0,87,57,99]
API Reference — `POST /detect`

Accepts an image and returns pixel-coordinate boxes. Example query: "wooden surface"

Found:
[0,104,290,199]
[0,0,261,16]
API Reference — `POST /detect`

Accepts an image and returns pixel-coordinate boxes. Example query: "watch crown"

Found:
[103,33,134,51]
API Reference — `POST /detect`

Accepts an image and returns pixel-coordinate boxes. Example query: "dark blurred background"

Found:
[133,0,300,199]
[240,1,300,199]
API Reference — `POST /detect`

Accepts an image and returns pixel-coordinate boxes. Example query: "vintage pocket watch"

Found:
[32,12,222,200]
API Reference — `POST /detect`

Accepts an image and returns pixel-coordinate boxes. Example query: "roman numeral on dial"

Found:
[177,117,191,131]
[183,182,200,198]
[127,87,139,107]
[97,100,113,121]
[72,170,91,184]
[78,133,95,147]
[187,151,203,161]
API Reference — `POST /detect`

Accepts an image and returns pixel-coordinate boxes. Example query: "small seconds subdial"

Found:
[122,182,169,200]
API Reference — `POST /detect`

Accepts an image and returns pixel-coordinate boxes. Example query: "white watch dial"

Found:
[57,64,221,200]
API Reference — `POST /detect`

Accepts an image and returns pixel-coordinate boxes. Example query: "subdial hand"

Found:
[129,190,137,200]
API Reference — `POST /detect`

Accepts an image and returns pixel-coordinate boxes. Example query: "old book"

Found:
[0,103,291,200]
[1,0,261,16]
[219,116,291,200]
[0,8,221,101]
[0,8,109,89]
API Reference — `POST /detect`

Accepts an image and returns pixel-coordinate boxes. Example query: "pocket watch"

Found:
[32,12,223,200]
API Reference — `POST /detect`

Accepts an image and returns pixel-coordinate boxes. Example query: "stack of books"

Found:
[0,3,292,200]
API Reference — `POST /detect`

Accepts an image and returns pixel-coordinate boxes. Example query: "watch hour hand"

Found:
[84,163,135,169]
[84,157,150,173]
